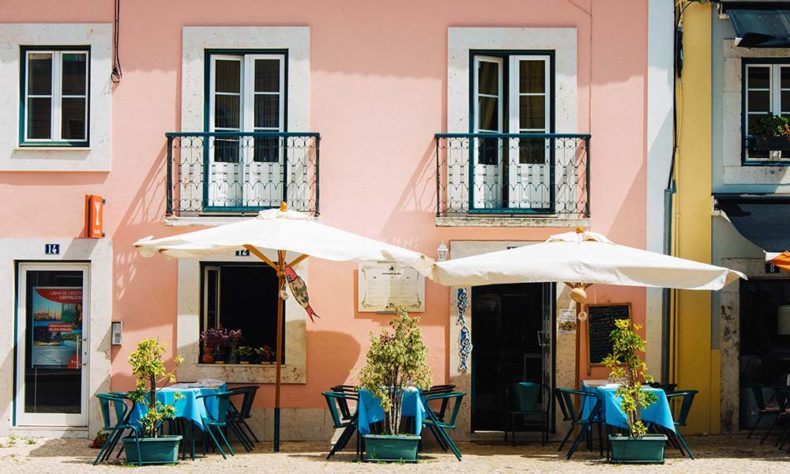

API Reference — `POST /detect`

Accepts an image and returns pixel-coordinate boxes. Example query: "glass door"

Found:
[473,56,504,209]
[15,263,89,426]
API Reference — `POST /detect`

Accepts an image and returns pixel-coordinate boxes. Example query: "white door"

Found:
[508,55,551,210]
[208,55,244,208]
[472,56,504,209]
[15,263,89,426]
[243,55,285,208]
[209,54,285,209]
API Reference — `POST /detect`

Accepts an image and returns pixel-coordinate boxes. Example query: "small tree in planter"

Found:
[124,339,184,465]
[602,319,666,463]
[357,307,432,461]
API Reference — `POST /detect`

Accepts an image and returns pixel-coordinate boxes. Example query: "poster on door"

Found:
[31,287,82,368]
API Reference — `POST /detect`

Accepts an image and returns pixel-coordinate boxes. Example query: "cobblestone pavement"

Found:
[0,434,787,473]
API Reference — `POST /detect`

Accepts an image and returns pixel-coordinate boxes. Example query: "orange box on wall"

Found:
[85,194,104,239]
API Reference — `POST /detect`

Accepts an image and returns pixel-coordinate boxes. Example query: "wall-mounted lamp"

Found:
[437,241,449,262]
[111,321,123,345]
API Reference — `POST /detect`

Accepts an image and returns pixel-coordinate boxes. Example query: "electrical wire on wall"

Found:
[111,0,122,83]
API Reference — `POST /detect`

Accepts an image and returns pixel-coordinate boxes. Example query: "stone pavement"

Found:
[0,434,787,473]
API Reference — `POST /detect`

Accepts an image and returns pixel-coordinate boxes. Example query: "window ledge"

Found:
[14,146,91,151]
[165,214,318,227]
[186,362,305,384]
[436,215,591,228]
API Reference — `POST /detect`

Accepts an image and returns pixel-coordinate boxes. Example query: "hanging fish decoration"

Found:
[284,265,319,322]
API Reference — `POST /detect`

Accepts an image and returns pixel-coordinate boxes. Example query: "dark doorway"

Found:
[471,283,553,432]
[739,279,790,429]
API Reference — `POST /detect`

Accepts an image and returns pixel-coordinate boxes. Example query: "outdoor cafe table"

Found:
[128,382,227,431]
[581,381,676,433]
[357,387,426,435]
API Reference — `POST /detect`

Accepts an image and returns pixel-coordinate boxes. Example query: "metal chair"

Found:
[554,387,603,459]
[664,389,697,459]
[421,384,456,422]
[421,391,464,461]
[505,382,549,446]
[759,386,789,446]
[227,386,260,451]
[747,385,782,441]
[195,391,238,459]
[94,393,141,465]
[323,390,360,459]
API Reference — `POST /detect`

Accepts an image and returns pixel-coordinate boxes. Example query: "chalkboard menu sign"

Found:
[587,303,631,365]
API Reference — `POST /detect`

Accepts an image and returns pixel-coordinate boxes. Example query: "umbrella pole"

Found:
[274,250,285,452]
[575,300,581,389]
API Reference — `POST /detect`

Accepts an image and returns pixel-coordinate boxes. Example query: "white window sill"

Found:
[165,214,318,227]
[188,362,305,384]
[196,363,281,367]
[436,215,591,228]
[15,146,91,151]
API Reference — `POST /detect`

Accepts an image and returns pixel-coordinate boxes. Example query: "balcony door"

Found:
[15,263,89,426]
[208,53,285,210]
[472,53,553,211]
[507,56,551,210]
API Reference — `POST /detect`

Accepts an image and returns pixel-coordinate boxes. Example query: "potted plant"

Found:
[124,339,184,465]
[205,328,227,364]
[357,307,432,462]
[603,319,667,464]
[199,329,215,364]
[237,345,254,364]
[256,345,273,364]
[227,329,243,364]
[749,113,790,152]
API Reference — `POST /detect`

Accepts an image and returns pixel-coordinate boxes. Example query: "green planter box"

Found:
[608,434,667,464]
[122,435,182,465]
[363,434,420,462]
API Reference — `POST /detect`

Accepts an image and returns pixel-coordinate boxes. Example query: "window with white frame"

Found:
[471,52,553,210]
[744,61,790,162]
[20,47,90,146]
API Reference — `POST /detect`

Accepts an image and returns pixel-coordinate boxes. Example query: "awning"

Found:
[725,5,790,48]
[715,194,790,252]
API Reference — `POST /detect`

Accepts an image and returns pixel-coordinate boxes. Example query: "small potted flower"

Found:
[199,329,216,364]
[237,346,254,364]
[603,319,667,464]
[256,345,273,364]
[227,329,243,364]
[206,328,227,364]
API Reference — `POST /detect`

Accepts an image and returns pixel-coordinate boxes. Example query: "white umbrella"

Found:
[431,230,744,290]
[134,204,433,451]
[429,229,745,386]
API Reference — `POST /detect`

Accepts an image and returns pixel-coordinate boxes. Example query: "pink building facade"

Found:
[0,0,673,440]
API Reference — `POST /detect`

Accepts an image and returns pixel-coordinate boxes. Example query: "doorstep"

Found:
[10,426,88,439]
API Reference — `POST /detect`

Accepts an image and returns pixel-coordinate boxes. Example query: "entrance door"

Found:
[15,263,89,426]
[471,283,552,431]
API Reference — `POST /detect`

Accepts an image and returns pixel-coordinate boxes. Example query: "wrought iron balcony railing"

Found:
[434,133,591,218]
[166,131,320,216]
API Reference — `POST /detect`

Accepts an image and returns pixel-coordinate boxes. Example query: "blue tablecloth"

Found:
[357,388,426,435]
[581,383,675,432]
[128,384,226,431]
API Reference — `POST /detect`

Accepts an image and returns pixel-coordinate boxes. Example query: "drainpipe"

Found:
[661,181,676,385]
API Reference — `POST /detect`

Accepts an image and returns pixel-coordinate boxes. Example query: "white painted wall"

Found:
[646,0,675,376]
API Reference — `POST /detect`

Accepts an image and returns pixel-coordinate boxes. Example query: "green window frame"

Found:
[742,58,790,166]
[19,46,91,147]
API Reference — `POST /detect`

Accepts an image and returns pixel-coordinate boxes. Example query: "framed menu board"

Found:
[358,261,425,312]
[587,303,631,366]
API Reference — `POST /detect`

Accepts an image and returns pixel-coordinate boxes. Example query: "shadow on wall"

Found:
[301,330,361,405]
